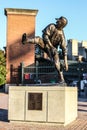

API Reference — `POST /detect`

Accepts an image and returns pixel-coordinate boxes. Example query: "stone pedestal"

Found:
[8,85,77,126]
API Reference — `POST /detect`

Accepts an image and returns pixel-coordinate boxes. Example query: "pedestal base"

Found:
[8,85,77,126]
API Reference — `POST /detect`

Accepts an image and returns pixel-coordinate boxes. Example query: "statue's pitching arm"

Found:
[60,45,68,71]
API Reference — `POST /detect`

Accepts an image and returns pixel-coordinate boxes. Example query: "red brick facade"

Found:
[4,8,38,83]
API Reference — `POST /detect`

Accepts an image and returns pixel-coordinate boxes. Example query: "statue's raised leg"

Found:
[22,33,45,49]
[22,33,53,59]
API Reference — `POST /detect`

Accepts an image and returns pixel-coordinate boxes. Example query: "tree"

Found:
[0,49,6,86]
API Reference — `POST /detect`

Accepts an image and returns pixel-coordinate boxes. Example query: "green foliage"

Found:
[0,50,6,86]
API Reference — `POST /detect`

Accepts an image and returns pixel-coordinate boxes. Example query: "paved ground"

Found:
[0,92,87,130]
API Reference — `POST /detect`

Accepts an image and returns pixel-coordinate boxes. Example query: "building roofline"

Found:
[4,8,38,16]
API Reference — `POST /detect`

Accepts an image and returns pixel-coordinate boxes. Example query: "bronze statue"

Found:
[22,16,68,83]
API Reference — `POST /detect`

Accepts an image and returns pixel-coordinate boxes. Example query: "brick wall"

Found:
[5,8,38,83]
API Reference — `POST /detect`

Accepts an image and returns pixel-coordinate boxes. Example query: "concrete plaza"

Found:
[0,92,87,130]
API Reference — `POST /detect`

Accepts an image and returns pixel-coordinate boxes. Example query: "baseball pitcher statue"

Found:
[22,16,68,83]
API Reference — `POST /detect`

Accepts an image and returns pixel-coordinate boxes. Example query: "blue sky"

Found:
[0,0,87,49]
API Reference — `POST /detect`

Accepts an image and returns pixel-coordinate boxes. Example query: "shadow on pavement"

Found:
[0,109,8,122]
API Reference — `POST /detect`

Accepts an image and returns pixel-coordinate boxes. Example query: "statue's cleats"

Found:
[22,33,26,44]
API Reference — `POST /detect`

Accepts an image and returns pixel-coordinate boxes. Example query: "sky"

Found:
[0,0,87,49]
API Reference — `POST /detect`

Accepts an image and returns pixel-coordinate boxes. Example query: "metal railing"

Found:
[20,61,87,85]
[20,62,58,84]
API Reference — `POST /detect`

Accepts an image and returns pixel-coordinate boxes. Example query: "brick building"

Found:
[4,8,38,84]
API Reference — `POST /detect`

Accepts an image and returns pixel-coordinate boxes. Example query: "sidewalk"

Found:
[0,92,87,130]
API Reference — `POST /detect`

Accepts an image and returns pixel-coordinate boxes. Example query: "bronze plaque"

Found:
[28,93,42,110]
